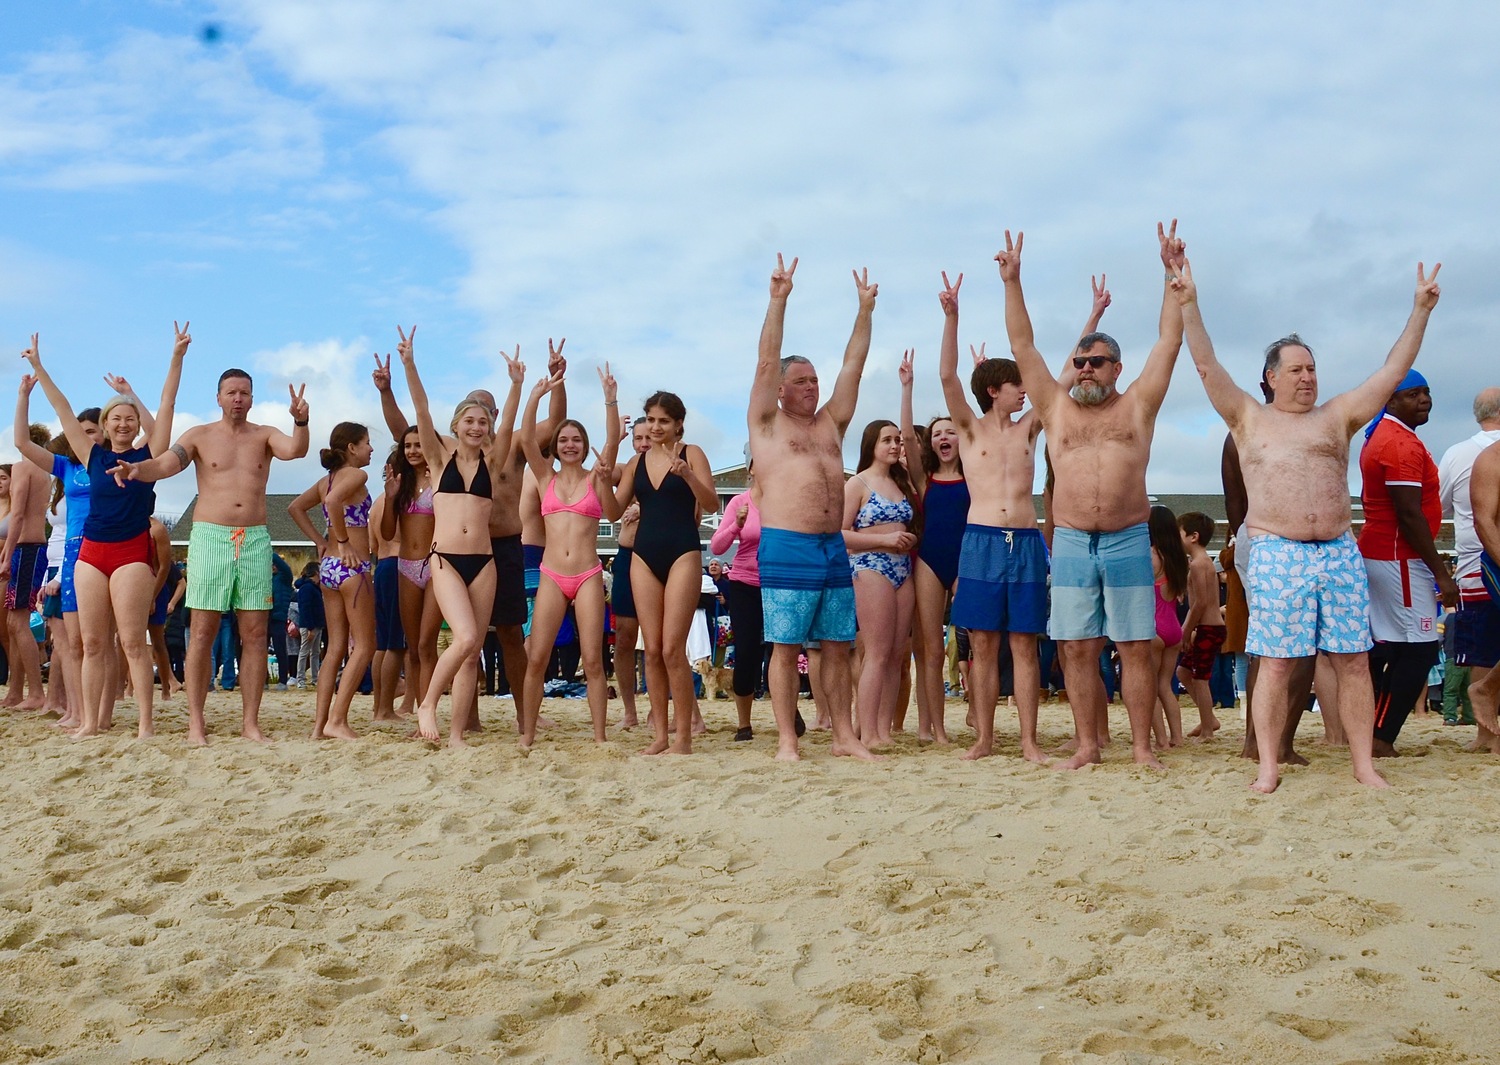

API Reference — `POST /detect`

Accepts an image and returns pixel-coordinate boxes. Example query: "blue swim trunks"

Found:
[524,543,543,597]
[951,525,1048,634]
[1049,523,1155,643]
[758,528,856,645]
[1245,531,1371,658]
[373,556,405,652]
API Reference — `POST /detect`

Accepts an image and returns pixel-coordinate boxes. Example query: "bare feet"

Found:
[323,722,358,740]
[1468,681,1500,733]
[241,725,270,742]
[1371,739,1400,758]
[187,728,209,748]
[774,740,801,761]
[415,704,440,742]
[1354,766,1392,789]
[1020,742,1048,765]
[960,740,993,761]
[1133,748,1166,770]
[1283,748,1310,766]
[136,724,154,740]
[830,737,884,761]
[1249,770,1279,794]
[668,740,693,755]
[449,734,468,749]
[930,728,950,745]
[619,712,639,730]
[639,737,669,756]
[1053,748,1102,771]
[537,714,557,730]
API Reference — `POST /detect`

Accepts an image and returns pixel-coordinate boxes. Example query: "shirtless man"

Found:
[375,342,563,730]
[1,422,54,709]
[1173,257,1442,791]
[1464,440,1500,750]
[111,369,310,744]
[936,272,1047,762]
[749,254,879,761]
[998,223,1186,770]
[1175,512,1227,740]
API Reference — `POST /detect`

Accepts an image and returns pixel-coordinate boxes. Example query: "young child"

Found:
[1177,512,1228,740]
[1148,505,1188,749]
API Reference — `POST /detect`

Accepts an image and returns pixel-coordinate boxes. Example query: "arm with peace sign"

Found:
[489,344,525,466]
[751,252,797,430]
[1058,273,1112,392]
[937,270,978,430]
[1170,259,1258,433]
[518,371,563,483]
[824,266,879,434]
[267,381,311,461]
[532,337,568,447]
[396,325,448,475]
[997,230,1064,418]
[1328,261,1444,434]
[146,320,192,457]
[371,352,412,441]
[899,348,927,499]
[592,438,623,522]
[1131,219,1187,416]
[597,361,621,469]
[22,334,102,469]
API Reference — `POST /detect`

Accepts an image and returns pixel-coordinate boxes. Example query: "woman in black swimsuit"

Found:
[610,391,719,754]
[398,325,522,747]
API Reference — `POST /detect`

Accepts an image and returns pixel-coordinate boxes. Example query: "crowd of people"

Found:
[9,221,1497,794]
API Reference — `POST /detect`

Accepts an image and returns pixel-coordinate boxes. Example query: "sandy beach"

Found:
[1,691,1498,1064]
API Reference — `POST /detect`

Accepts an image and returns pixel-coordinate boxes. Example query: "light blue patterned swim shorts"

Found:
[1245,531,1371,658]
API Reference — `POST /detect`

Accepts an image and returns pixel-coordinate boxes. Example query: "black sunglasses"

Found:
[1072,355,1117,369]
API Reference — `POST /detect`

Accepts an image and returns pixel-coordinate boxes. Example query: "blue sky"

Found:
[2,1,1495,519]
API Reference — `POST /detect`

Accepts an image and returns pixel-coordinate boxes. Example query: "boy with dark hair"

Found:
[1177,511,1227,740]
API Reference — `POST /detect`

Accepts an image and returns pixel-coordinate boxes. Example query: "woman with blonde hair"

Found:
[398,326,523,747]
[20,327,187,738]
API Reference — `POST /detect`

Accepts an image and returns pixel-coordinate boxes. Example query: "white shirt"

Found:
[1437,427,1500,588]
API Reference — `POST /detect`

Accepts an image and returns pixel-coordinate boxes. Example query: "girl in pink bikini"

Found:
[381,425,441,711]
[1148,504,1189,749]
[516,363,621,747]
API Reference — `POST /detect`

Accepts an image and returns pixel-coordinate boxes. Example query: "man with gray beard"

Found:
[998,222,1185,770]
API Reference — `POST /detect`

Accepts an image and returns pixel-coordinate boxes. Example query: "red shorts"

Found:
[77,531,155,578]
[1178,624,1227,680]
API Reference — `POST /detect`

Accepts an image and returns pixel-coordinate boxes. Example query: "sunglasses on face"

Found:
[1072,355,1117,370]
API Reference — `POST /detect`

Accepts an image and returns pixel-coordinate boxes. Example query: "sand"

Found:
[1,691,1498,1064]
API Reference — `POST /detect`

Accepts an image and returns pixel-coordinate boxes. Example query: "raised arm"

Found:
[750,254,797,431]
[937,271,978,430]
[518,373,561,482]
[397,325,449,472]
[898,349,926,499]
[822,267,878,434]
[144,321,191,455]
[598,362,621,466]
[491,345,525,465]
[1057,273,1112,392]
[533,338,568,447]
[1328,263,1442,433]
[371,352,411,442]
[19,336,95,466]
[264,383,311,461]
[1128,221,1187,416]
[1170,260,1258,431]
[997,231,1063,419]
[13,378,60,474]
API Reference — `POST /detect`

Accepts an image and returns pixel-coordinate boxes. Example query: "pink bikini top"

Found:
[541,475,602,519]
[405,483,434,516]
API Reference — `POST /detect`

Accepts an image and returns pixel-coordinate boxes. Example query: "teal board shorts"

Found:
[759,528,856,645]
[1048,523,1154,643]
